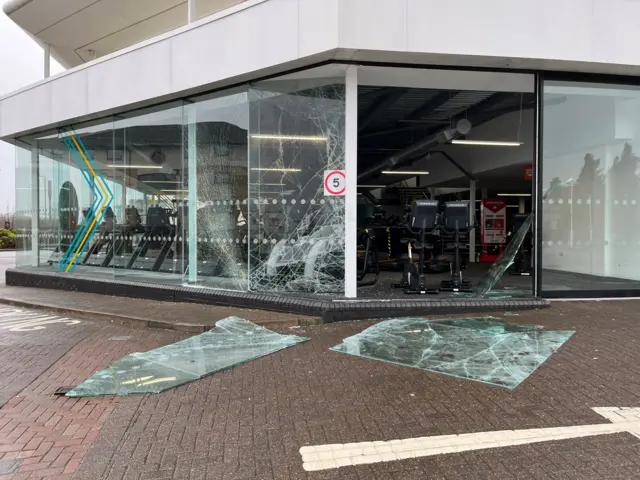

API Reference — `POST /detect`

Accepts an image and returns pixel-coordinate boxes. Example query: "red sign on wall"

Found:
[481,199,507,245]
[524,164,533,181]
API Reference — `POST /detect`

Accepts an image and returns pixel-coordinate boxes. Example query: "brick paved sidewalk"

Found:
[0,286,319,331]
[1,300,640,479]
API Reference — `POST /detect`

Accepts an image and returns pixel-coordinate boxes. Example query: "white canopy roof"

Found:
[3,0,246,67]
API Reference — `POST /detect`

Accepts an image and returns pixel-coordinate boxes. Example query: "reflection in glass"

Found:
[542,81,640,292]
[67,317,309,396]
[15,146,34,267]
[331,317,574,389]
[248,79,346,293]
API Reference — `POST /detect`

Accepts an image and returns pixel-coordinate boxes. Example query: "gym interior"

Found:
[354,69,535,298]
[13,64,640,300]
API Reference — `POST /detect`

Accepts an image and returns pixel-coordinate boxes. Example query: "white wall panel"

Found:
[87,41,173,113]
[7,0,640,140]
[338,0,406,52]
[298,0,339,58]
[51,68,88,122]
[171,0,299,93]
[405,0,593,62]
[1,82,52,137]
[591,0,640,65]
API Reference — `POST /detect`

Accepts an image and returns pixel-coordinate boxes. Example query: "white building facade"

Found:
[3,0,640,309]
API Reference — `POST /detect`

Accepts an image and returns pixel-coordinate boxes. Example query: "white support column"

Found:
[187,0,196,23]
[469,180,476,263]
[44,44,50,78]
[30,147,39,267]
[187,107,198,283]
[344,65,358,298]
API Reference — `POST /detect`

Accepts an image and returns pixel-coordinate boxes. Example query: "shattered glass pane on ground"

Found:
[330,317,574,389]
[474,214,534,297]
[66,317,309,396]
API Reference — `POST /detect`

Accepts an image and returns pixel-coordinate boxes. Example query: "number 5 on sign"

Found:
[324,170,346,196]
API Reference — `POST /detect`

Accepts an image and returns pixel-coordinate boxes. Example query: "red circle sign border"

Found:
[324,170,346,195]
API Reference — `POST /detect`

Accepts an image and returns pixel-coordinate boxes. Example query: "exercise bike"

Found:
[357,229,380,287]
[439,201,475,293]
[393,199,440,295]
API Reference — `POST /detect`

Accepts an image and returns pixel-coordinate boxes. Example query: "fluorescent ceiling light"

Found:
[450,140,523,146]
[251,168,301,172]
[106,165,163,169]
[381,170,429,175]
[497,193,531,197]
[250,134,327,142]
[358,184,386,188]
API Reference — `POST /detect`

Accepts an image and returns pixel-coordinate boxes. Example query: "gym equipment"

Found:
[394,199,440,295]
[440,201,474,293]
[126,205,176,271]
[508,213,533,276]
[82,207,116,267]
[357,229,379,287]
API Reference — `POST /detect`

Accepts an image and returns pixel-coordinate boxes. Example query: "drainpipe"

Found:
[357,119,472,181]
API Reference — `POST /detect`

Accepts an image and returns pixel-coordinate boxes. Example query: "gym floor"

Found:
[358,262,534,299]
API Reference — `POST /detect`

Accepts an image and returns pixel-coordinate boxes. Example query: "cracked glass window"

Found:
[330,317,574,389]
[248,69,346,294]
[185,89,250,290]
[474,214,533,296]
[66,317,308,396]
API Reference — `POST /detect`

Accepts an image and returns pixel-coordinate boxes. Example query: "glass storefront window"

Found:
[248,77,346,293]
[542,81,640,292]
[185,89,249,289]
[112,104,186,283]
[15,146,34,268]
[11,65,347,295]
[33,122,115,277]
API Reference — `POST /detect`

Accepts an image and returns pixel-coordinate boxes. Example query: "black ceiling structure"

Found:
[357,86,536,184]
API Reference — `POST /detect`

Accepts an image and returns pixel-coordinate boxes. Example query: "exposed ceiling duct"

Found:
[358,119,472,181]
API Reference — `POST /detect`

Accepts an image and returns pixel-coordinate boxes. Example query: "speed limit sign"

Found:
[324,170,346,196]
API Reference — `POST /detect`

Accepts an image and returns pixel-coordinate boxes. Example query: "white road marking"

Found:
[0,306,81,331]
[300,407,640,471]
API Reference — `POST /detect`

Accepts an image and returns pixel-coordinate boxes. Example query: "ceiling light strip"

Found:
[450,140,523,146]
[381,170,429,175]
[250,134,327,142]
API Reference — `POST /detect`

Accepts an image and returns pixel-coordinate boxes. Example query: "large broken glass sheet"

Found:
[66,317,308,396]
[474,214,533,297]
[330,317,574,389]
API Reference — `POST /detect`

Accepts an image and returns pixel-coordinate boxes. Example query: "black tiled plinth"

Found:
[5,268,549,322]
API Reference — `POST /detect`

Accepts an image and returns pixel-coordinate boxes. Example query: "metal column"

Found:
[469,180,476,263]
[44,44,50,78]
[187,107,198,283]
[187,0,196,23]
[344,66,358,298]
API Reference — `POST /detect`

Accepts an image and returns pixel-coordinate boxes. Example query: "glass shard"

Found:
[330,317,574,389]
[67,317,308,396]
[474,214,533,297]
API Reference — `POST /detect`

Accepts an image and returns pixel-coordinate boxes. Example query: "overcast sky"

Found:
[0,11,63,213]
